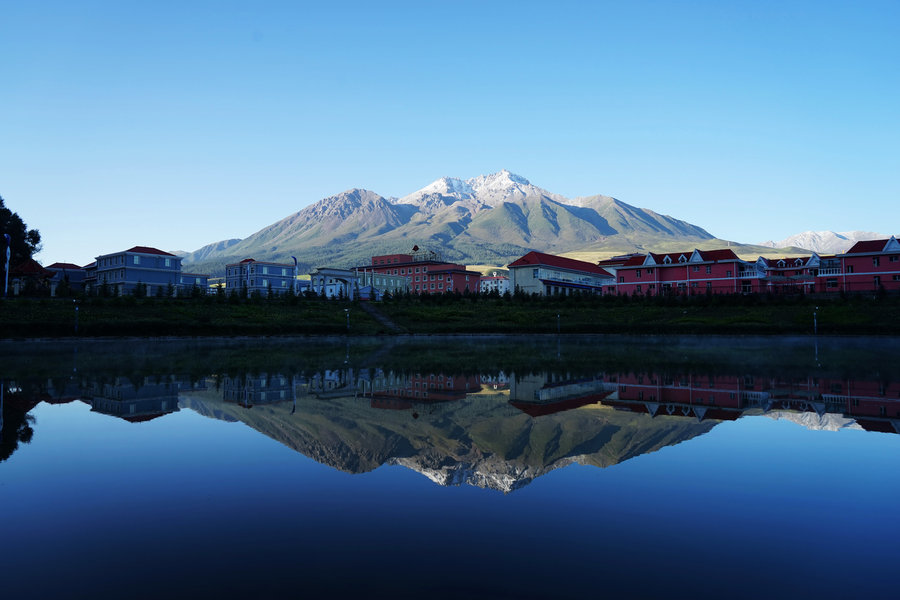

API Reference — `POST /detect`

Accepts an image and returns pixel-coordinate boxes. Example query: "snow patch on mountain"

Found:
[760,230,887,254]
[763,410,863,432]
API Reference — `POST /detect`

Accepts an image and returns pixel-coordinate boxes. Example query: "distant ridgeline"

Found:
[179,171,768,276]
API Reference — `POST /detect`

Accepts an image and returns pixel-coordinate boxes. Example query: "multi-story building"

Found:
[479,273,510,295]
[615,248,752,296]
[839,236,900,293]
[179,272,210,293]
[90,246,182,296]
[355,268,409,298]
[225,258,297,295]
[45,262,86,296]
[368,248,480,295]
[507,251,614,295]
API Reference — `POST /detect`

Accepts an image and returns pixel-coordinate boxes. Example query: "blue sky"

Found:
[3,0,898,266]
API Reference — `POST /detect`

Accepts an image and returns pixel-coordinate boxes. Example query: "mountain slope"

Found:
[183,170,718,274]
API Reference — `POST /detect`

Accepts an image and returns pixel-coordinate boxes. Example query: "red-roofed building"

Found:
[614,248,755,296]
[90,246,183,297]
[507,251,614,295]
[838,236,900,293]
[45,262,87,295]
[368,248,480,295]
[5,257,53,296]
[755,254,820,294]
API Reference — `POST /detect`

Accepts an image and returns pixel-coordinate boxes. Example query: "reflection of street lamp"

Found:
[813,306,818,336]
[74,299,79,334]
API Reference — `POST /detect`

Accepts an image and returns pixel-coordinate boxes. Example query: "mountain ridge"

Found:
[760,230,888,255]
[178,170,785,275]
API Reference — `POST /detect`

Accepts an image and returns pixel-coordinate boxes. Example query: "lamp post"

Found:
[3,233,10,298]
[813,306,818,336]
[345,308,350,332]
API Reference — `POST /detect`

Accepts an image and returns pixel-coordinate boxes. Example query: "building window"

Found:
[619,276,625,283]
[826,278,838,288]
[726,271,732,277]
[133,256,140,265]
[847,265,854,273]
[636,270,642,278]
[706,281,712,290]
[692,265,699,272]
[891,256,898,262]
[706,266,711,274]
[873,257,880,266]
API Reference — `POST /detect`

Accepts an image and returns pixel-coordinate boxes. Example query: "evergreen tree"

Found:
[1,195,41,264]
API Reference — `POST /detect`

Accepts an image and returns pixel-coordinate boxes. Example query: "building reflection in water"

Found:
[222,373,296,408]
[607,372,900,433]
[82,376,204,422]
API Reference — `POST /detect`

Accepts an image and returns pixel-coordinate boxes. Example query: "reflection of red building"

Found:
[603,371,900,432]
[370,374,482,410]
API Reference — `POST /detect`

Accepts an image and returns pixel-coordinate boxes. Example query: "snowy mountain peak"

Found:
[420,176,475,199]
[397,170,542,207]
[760,230,887,254]
[467,169,531,194]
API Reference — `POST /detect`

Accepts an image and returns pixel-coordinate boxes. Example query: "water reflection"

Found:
[3,336,900,486]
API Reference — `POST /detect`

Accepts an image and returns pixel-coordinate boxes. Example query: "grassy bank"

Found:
[2,292,900,338]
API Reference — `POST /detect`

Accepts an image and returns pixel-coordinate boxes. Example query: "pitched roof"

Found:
[10,258,53,277]
[845,237,898,254]
[46,262,85,270]
[508,251,613,277]
[125,246,176,256]
[759,256,809,268]
[622,255,647,267]
[696,249,740,261]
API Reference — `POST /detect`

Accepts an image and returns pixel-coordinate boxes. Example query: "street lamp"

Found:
[3,233,10,298]
[344,308,350,332]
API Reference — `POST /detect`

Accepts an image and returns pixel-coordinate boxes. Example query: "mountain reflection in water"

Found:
[5,336,899,493]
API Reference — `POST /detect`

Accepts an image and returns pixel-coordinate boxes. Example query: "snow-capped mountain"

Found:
[181,169,720,272]
[760,230,887,254]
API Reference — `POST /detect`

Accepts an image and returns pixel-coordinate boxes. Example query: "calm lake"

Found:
[2,335,899,599]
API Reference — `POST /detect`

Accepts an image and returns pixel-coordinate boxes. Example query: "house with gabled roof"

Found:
[615,248,756,296]
[838,236,900,293]
[507,251,614,296]
[90,246,182,297]
[755,254,819,294]
[45,262,87,295]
